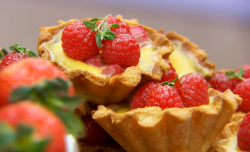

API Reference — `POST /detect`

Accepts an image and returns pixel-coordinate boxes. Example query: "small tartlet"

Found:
[92,89,241,152]
[37,15,174,105]
[165,31,216,80]
[208,112,246,152]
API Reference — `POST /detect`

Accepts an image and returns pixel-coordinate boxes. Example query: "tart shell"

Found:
[37,16,174,105]
[165,31,216,80]
[92,89,241,152]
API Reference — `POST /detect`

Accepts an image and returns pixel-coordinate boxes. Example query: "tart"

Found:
[37,15,174,105]
[165,31,216,80]
[92,89,241,152]
[208,112,245,152]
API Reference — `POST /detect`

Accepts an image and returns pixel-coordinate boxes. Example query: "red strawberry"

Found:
[102,34,140,68]
[176,73,209,107]
[237,112,250,151]
[131,81,183,110]
[208,71,232,92]
[0,58,72,106]
[81,116,111,145]
[236,64,250,79]
[234,79,250,113]
[0,44,38,70]
[101,64,125,77]
[0,101,67,152]
[61,21,99,61]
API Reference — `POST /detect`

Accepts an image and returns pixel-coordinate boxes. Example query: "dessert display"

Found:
[37,15,174,105]
[1,13,250,152]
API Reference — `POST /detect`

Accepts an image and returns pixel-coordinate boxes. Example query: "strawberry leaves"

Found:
[9,44,38,58]
[83,14,120,48]
[0,123,49,152]
[0,48,8,60]
[9,78,86,138]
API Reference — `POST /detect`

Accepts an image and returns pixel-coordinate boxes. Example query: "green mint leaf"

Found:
[90,18,100,23]
[238,67,244,76]
[95,33,102,48]
[103,31,116,40]
[110,24,120,28]
[101,21,108,32]
[83,21,96,29]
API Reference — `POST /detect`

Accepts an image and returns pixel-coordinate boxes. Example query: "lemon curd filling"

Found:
[169,41,210,78]
[42,29,157,76]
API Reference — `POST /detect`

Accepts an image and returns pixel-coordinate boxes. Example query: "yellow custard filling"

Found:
[169,41,211,78]
[220,137,241,152]
[41,30,158,76]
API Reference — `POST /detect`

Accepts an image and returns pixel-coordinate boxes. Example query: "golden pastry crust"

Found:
[92,89,241,152]
[37,16,174,105]
[208,112,245,152]
[165,31,216,80]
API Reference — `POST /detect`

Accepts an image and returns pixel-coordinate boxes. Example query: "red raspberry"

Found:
[101,64,125,77]
[130,82,158,109]
[160,59,178,83]
[0,52,28,70]
[237,112,250,151]
[106,16,131,35]
[176,73,209,107]
[61,21,99,61]
[236,64,250,79]
[208,71,232,92]
[102,34,140,68]
[234,79,250,113]
[131,82,183,110]
[230,64,250,90]
[81,116,111,145]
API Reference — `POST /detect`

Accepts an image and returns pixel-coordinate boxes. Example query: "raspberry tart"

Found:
[37,15,174,105]
[92,83,241,152]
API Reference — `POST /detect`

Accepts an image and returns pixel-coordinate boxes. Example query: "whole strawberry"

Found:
[237,112,250,151]
[131,81,183,110]
[0,58,72,106]
[81,116,111,145]
[61,21,99,61]
[0,44,38,70]
[176,73,209,107]
[208,71,232,92]
[102,34,140,68]
[234,79,250,113]
[0,101,67,152]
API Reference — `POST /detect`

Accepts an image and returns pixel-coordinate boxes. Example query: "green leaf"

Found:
[0,48,8,60]
[95,33,102,48]
[27,50,39,57]
[0,123,49,152]
[90,18,100,23]
[9,44,26,55]
[101,21,108,32]
[238,67,244,76]
[83,21,96,29]
[110,24,120,28]
[103,31,116,40]
[9,78,86,138]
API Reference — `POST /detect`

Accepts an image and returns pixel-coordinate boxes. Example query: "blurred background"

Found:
[0,0,250,69]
